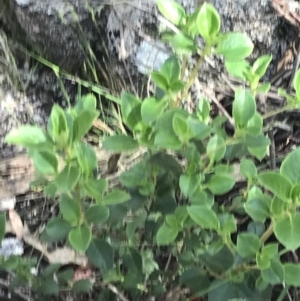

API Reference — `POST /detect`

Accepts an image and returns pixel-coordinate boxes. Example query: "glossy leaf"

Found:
[69,224,92,252]
[187,205,219,229]
[103,135,139,152]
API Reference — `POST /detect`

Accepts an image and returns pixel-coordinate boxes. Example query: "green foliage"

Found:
[4,1,300,301]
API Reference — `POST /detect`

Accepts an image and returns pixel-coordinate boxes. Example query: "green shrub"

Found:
[3,1,300,300]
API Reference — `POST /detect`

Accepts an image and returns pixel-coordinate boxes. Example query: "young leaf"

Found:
[59,194,81,226]
[261,258,284,285]
[103,135,139,152]
[75,143,98,176]
[225,60,250,81]
[207,174,235,195]
[246,112,263,137]
[274,213,300,250]
[32,150,58,175]
[76,93,97,111]
[141,97,167,125]
[197,2,220,40]
[157,0,186,25]
[215,32,254,61]
[187,205,219,230]
[151,71,169,91]
[252,55,272,78]
[69,224,92,252]
[171,32,198,53]
[197,98,211,122]
[237,233,261,258]
[156,223,178,245]
[102,190,130,205]
[173,113,190,140]
[85,205,109,224]
[5,125,47,147]
[121,92,141,121]
[233,89,256,128]
[258,172,292,203]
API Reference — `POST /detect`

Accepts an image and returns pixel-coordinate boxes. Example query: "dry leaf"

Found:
[8,209,23,240]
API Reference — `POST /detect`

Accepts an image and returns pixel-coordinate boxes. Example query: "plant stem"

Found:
[260,222,274,243]
[262,104,293,120]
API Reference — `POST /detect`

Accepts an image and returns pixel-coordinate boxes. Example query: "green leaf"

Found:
[252,55,272,78]
[173,113,190,140]
[103,135,138,152]
[37,279,59,296]
[171,32,197,53]
[72,279,92,293]
[237,233,261,258]
[215,32,254,61]
[271,196,288,216]
[55,165,81,193]
[280,148,300,184]
[85,178,108,201]
[246,112,263,137]
[187,205,219,229]
[233,89,256,128]
[160,55,181,82]
[141,97,167,125]
[44,217,71,242]
[206,134,226,163]
[32,150,58,175]
[76,93,96,111]
[197,98,211,122]
[86,239,114,272]
[284,263,300,286]
[187,117,211,140]
[73,110,99,141]
[261,258,284,285]
[256,83,271,94]
[169,79,185,92]
[102,190,130,205]
[0,213,6,243]
[120,92,141,121]
[197,2,220,40]
[157,0,186,25]
[179,174,200,198]
[5,125,47,147]
[258,172,292,202]
[76,143,97,176]
[156,223,178,245]
[240,158,257,179]
[59,194,81,226]
[225,60,250,81]
[69,224,92,252]
[293,69,300,95]
[207,174,235,195]
[151,71,169,91]
[85,205,109,224]
[218,213,237,234]
[245,198,270,223]
[47,104,68,143]
[274,213,300,250]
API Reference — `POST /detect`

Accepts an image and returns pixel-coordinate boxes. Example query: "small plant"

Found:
[2,1,300,300]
